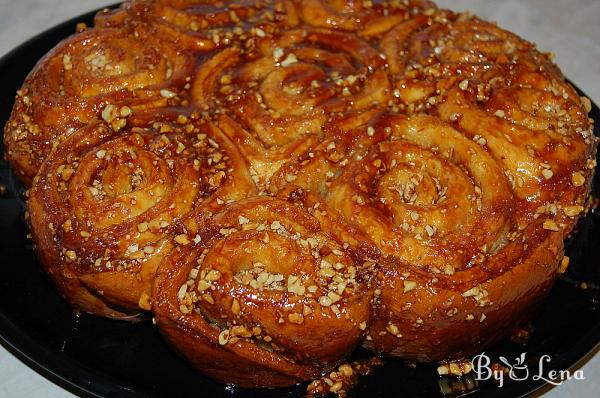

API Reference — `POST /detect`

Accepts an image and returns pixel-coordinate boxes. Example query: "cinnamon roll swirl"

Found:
[124,0,298,52]
[296,0,435,36]
[378,9,595,233]
[192,26,392,188]
[152,193,378,386]
[27,113,255,318]
[326,114,565,360]
[4,25,194,185]
[328,115,513,270]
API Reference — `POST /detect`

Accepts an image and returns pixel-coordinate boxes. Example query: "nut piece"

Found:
[231,298,240,315]
[101,104,117,122]
[558,256,570,274]
[437,360,473,377]
[403,280,417,293]
[137,222,149,233]
[572,172,586,187]
[581,96,592,113]
[138,292,152,310]
[563,205,584,218]
[64,250,77,262]
[543,219,560,231]
[175,234,190,245]
[541,169,553,180]
[218,329,230,345]
[160,89,176,98]
[288,312,304,324]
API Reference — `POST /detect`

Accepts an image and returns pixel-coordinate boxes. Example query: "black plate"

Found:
[1,7,599,398]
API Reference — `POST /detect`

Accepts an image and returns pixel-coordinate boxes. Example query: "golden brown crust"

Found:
[190,26,395,190]
[6,0,598,389]
[328,115,514,269]
[365,222,564,361]
[125,0,295,51]
[28,112,255,318]
[3,25,194,185]
[153,193,378,386]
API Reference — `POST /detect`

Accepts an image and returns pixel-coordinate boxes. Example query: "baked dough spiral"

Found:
[296,0,434,36]
[191,26,391,187]
[328,114,513,270]
[122,0,299,51]
[326,114,564,360]
[6,0,597,390]
[28,112,254,318]
[153,193,378,386]
[379,9,595,231]
[3,25,194,185]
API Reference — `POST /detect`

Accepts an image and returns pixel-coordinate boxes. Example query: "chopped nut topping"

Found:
[558,256,570,274]
[403,280,417,293]
[386,323,401,337]
[175,234,190,245]
[62,54,72,70]
[564,205,584,217]
[119,106,132,117]
[462,285,490,306]
[288,312,304,324]
[160,89,176,98]
[64,250,77,261]
[273,47,284,61]
[218,329,230,345]
[541,169,554,180]
[306,358,383,397]
[138,292,151,310]
[319,295,333,307]
[572,172,586,187]
[137,222,148,233]
[101,104,117,122]
[437,360,472,376]
[231,298,240,315]
[543,219,560,231]
[234,263,285,291]
[204,269,221,281]
[581,96,592,113]
[281,53,298,67]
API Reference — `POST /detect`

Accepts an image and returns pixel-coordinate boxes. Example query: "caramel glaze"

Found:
[28,111,255,318]
[3,24,196,185]
[8,0,597,388]
[153,193,379,387]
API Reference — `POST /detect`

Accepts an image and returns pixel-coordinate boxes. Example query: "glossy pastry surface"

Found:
[4,24,194,185]
[28,111,255,318]
[153,193,378,387]
[7,0,597,389]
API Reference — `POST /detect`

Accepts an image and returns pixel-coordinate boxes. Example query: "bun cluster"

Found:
[4,0,596,389]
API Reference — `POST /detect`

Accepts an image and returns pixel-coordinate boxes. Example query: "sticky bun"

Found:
[153,193,378,386]
[27,111,255,318]
[3,23,194,185]
[5,0,597,389]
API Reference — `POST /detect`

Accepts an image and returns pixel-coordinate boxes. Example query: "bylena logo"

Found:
[471,352,585,388]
